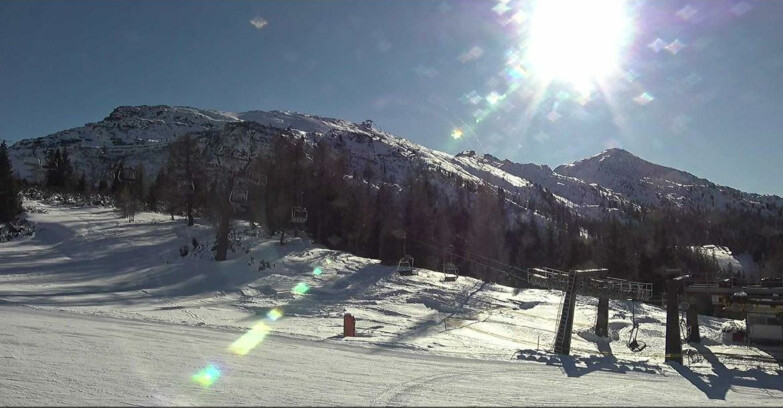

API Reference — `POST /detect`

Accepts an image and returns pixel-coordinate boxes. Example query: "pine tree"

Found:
[60,147,74,189]
[168,134,205,226]
[44,149,61,188]
[76,172,87,194]
[0,141,22,222]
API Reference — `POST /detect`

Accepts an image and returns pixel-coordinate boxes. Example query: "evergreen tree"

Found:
[168,134,205,226]
[76,172,87,194]
[44,149,62,188]
[0,141,22,222]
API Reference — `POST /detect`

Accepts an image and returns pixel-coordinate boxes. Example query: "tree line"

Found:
[4,125,782,293]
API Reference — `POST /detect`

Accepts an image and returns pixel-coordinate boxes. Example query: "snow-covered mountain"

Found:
[471,153,636,216]
[7,105,609,222]
[9,105,240,183]
[555,148,783,216]
[8,105,782,222]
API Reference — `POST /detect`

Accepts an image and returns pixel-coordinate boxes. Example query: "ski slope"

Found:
[1,305,779,406]
[1,200,782,405]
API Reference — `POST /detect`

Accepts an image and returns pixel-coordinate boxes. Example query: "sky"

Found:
[1,0,782,195]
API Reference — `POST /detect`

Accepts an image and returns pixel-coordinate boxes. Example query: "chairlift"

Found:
[248,173,267,187]
[397,255,416,276]
[626,299,647,352]
[291,207,308,224]
[442,262,459,282]
[290,191,307,223]
[178,180,195,195]
[40,156,58,171]
[118,168,136,182]
[229,189,248,205]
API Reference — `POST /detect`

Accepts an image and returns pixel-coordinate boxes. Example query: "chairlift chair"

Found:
[442,262,459,282]
[397,255,416,276]
[291,207,308,224]
[627,323,646,352]
[248,173,267,187]
[626,299,647,352]
[229,189,248,205]
[118,168,136,182]
[178,180,195,195]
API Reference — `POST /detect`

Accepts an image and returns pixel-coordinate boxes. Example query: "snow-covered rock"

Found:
[555,148,783,215]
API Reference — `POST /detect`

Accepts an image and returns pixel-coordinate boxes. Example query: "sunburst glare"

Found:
[525,0,633,95]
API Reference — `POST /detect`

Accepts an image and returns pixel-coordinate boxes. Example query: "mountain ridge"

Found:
[8,105,782,219]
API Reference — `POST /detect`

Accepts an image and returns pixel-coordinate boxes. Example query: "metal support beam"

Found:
[686,301,700,343]
[595,297,609,337]
[553,271,578,355]
[665,279,683,364]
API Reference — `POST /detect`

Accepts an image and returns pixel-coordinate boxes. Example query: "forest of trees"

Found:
[5,126,783,294]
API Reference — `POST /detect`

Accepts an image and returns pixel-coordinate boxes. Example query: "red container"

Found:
[732,332,744,342]
[344,313,356,337]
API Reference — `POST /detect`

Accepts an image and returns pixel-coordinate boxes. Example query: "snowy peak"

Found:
[103,105,239,123]
[236,110,361,134]
[555,148,782,213]
[556,148,703,186]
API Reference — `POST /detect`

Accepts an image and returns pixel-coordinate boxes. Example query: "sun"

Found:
[525,0,632,94]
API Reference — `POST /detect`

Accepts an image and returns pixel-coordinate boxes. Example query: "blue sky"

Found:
[1,0,781,195]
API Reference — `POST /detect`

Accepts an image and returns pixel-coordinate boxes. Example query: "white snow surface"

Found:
[1,201,782,405]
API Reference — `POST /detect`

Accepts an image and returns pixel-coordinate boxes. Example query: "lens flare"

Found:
[192,364,221,387]
[486,91,503,105]
[633,92,654,106]
[525,0,632,93]
[229,321,271,355]
[291,282,310,295]
[266,308,284,322]
[313,267,323,276]
[451,128,463,139]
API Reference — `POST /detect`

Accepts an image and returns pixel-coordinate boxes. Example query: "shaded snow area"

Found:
[1,201,781,406]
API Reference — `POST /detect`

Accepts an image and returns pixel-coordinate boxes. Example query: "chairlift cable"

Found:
[404,235,529,284]
[403,230,528,275]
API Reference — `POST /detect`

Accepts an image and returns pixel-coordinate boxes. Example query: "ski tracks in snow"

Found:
[140,288,203,325]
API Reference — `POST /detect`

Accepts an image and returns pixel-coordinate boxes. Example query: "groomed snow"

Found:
[1,200,781,405]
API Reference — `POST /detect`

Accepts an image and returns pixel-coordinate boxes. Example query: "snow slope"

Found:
[3,305,782,406]
[1,200,781,405]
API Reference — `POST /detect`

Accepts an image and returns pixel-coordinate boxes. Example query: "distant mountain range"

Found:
[9,105,783,222]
